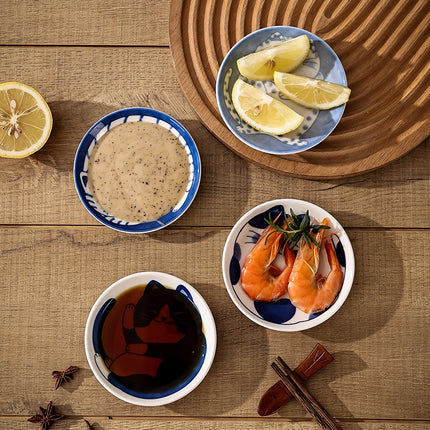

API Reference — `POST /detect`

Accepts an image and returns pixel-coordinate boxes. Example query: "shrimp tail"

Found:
[325,240,342,272]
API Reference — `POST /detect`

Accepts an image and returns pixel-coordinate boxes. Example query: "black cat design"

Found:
[106,281,205,393]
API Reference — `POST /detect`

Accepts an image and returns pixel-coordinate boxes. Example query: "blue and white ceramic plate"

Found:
[85,272,217,406]
[74,107,201,233]
[222,199,354,331]
[216,26,348,155]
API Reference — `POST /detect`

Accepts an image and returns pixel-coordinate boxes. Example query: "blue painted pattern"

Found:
[228,204,347,325]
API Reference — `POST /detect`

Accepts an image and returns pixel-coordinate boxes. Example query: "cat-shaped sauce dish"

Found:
[85,272,216,406]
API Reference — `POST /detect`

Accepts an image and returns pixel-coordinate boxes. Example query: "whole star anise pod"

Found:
[52,365,79,389]
[28,401,64,429]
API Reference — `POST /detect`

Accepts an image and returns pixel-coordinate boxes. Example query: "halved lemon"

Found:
[232,79,303,135]
[274,71,351,110]
[237,35,310,81]
[0,82,53,158]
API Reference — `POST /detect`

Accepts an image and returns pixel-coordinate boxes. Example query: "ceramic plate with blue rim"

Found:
[222,199,354,331]
[74,107,201,233]
[216,26,348,155]
[85,272,217,406]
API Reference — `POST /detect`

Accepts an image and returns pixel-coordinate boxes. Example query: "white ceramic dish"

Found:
[85,272,216,406]
[74,107,201,233]
[216,26,348,155]
[222,199,354,331]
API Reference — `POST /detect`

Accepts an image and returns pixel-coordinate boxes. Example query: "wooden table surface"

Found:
[1,1,429,429]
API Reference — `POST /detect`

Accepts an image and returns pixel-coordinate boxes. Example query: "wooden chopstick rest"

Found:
[271,356,342,430]
[258,343,334,416]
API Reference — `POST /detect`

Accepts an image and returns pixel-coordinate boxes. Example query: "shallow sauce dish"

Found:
[222,199,354,331]
[74,107,201,233]
[85,272,217,406]
[216,26,348,155]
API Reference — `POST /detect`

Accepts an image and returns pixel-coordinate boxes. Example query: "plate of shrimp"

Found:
[222,199,354,331]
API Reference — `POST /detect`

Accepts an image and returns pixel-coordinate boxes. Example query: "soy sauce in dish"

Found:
[88,121,190,223]
[96,281,206,395]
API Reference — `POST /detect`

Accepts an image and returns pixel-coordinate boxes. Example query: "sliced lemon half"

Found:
[237,35,310,81]
[232,79,303,135]
[274,71,351,110]
[0,82,53,158]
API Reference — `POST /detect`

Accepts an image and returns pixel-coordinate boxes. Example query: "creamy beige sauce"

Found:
[88,121,190,223]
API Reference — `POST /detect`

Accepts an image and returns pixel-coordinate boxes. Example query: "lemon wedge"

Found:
[232,79,303,135]
[0,82,53,158]
[274,71,351,110]
[237,35,310,81]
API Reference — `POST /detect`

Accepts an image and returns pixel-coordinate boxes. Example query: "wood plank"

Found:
[0,49,429,228]
[2,1,428,428]
[0,228,428,420]
[2,0,170,46]
[1,417,429,429]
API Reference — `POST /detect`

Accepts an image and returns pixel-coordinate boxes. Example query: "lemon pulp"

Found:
[237,35,310,81]
[274,72,351,110]
[232,79,303,135]
[0,82,53,158]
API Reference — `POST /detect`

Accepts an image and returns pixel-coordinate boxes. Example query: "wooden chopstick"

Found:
[271,357,342,430]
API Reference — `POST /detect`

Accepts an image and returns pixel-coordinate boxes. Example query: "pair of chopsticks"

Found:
[271,356,342,430]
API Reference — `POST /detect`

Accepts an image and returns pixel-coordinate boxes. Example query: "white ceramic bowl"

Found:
[85,272,216,406]
[74,107,201,233]
[216,26,348,155]
[222,199,354,331]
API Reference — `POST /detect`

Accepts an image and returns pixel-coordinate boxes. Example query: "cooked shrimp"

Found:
[241,219,295,302]
[288,217,344,314]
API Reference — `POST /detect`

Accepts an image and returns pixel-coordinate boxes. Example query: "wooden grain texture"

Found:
[0,1,429,429]
[1,419,429,430]
[169,0,430,178]
[0,47,428,227]
[0,0,170,46]
[0,228,428,423]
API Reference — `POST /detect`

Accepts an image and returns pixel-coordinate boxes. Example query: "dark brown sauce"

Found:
[98,281,206,396]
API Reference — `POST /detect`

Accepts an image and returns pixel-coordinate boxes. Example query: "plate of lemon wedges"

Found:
[216,26,351,155]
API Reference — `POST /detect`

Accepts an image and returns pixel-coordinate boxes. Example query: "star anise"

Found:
[52,365,79,389]
[28,401,64,429]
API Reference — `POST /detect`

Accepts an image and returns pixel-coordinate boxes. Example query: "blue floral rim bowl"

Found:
[222,199,355,331]
[74,107,201,233]
[216,26,348,155]
[85,272,217,406]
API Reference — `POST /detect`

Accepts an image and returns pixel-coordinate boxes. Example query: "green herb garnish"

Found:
[264,209,330,250]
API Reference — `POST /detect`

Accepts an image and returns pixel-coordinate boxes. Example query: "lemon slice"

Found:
[232,79,303,135]
[237,35,310,81]
[274,71,351,110]
[0,82,53,158]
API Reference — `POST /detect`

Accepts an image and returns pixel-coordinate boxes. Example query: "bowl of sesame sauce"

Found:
[74,108,201,233]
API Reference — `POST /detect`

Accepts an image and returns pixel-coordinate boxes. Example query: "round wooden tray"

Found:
[169,0,429,179]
